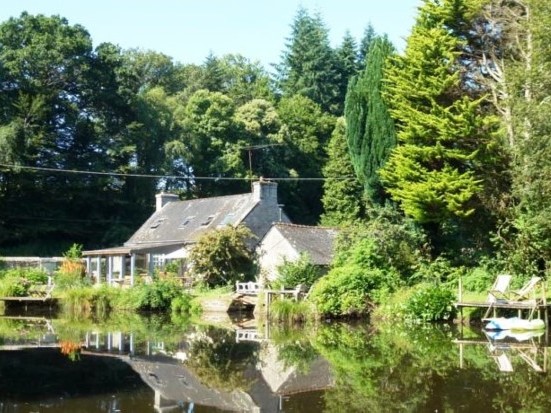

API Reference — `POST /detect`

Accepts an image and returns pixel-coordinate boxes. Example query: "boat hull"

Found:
[484,317,546,331]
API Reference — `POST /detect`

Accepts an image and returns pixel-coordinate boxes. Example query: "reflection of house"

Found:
[83,180,289,285]
[257,342,334,396]
[257,223,338,282]
[129,357,262,413]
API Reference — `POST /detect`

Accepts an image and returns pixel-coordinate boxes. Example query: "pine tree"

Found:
[276,8,340,114]
[335,31,359,114]
[358,23,376,67]
[345,36,396,205]
[321,118,364,225]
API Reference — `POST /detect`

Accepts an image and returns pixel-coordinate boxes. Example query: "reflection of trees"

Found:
[185,326,257,391]
[270,327,318,373]
[311,322,551,412]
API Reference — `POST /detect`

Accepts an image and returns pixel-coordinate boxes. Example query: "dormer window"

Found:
[200,215,215,226]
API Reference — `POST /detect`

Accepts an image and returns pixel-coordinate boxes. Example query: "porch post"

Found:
[148,253,154,276]
[130,254,136,286]
[107,256,113,285]
[119,255,125,282]
[95,256,101,284]
[85,257,91,276]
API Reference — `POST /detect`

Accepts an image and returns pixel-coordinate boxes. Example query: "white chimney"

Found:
[155,192,179,211]
[252,180,278,204]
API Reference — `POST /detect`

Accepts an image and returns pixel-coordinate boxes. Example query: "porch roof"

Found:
[83,241,185,257]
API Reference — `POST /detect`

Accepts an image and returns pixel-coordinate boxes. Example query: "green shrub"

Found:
[189,225,256,288]
[132,279,184,311]
[0,276,30,297]
[274,253,324,289]
[0,267,49,284]
[171,294,193,315]
[309,266,394,317]
[404,284,456,322]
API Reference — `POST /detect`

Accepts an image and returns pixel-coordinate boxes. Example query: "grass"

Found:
[268,298,313,324]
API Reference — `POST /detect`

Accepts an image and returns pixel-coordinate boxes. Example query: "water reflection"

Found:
[1,313,551,412]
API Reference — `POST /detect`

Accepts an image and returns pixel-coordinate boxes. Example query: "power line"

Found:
[0,163,355,181]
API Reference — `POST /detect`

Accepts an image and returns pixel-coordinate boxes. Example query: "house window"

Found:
[152,254,165,268]
[200,215,215,226]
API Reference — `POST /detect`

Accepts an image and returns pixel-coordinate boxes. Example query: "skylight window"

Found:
[179,216,195,228]
[150,218,166,229]
[200,215,215,226]
[217,213,235,228]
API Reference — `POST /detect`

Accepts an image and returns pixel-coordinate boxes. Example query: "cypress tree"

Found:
[345,36,396,205]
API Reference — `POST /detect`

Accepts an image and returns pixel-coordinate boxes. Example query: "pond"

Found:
[0,308,550,413]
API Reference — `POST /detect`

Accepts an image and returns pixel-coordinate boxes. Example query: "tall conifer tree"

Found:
[379,0,496,249]
[321,118,364,225]
[276,8,340,114]
[345,36,396,205]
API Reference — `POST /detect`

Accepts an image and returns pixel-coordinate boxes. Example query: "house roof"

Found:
[271,223,339,265]
[125,192,259,247]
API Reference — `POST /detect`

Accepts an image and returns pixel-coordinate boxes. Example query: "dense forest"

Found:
[1,0,550,286]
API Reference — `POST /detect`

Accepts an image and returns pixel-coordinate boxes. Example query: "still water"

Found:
[0,309,550,413]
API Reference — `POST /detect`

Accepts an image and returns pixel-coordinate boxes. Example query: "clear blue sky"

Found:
[0,1,420,68]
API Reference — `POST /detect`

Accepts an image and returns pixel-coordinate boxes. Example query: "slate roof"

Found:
[125,193,259,247]
[272,223,338,265]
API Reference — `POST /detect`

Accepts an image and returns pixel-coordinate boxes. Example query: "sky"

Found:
[0,0,421,69]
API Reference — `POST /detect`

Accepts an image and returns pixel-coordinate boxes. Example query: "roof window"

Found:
[200,215,215,226]
[179,216,195,228]
[150,218,166,229]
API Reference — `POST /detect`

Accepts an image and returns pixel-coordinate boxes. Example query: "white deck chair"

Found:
[494,352,514,372]
[484,274,512,319]
[508,277,541,302]
[488,274,512,303]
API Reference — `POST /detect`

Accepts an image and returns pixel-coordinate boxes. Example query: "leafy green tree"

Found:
[178,89,247,196]
[276,8,340,114]
[234,99,284,179]
[378,0,498,250]
[217,54,273,105]
[345,36,396,205]
[0,13,113,251]
[321,117,364,225]
[276,94,336,223]
[488,0,551,274]
[188,225,256,287]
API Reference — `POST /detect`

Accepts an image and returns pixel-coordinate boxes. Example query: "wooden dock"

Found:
[0,296,58,310]
[455,300,551,323]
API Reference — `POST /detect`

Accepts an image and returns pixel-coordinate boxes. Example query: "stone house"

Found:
[257,223,339,283]
[83,180,289,284]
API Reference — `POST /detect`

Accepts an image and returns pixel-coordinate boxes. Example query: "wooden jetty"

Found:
[0,284,58,309]
[454,277,550,323]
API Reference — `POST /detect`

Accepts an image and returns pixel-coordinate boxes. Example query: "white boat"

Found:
[484,317,546,331]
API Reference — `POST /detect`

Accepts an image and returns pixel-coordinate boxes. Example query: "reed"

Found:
[269,298,313,324]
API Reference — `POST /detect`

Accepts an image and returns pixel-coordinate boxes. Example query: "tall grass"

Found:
[268,298,313,324]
